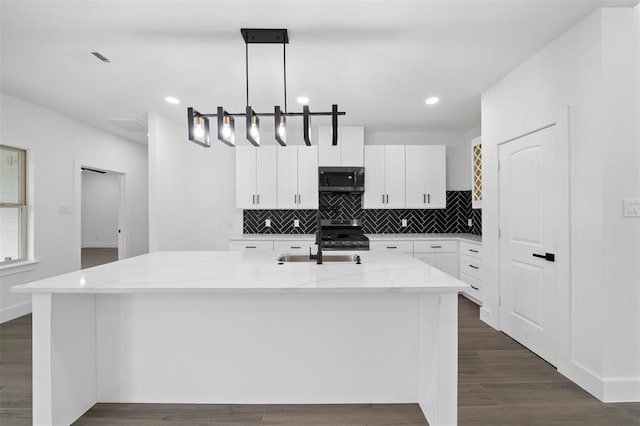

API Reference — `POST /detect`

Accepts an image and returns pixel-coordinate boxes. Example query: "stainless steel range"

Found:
[318,219,370,251]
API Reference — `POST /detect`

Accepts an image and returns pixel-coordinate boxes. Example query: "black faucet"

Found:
[311,209,323,264]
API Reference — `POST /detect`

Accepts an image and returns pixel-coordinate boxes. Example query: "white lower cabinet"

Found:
[228,240,274,252]
[369,240,414,254]
[458,241,483,305]
[413,240,458,278]
[273,240,315,253]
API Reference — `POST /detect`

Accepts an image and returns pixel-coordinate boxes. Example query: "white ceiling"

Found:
[1,0,637,144]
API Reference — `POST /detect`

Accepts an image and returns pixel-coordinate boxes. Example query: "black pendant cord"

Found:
[283,43,288,114]
[245,43,249,107]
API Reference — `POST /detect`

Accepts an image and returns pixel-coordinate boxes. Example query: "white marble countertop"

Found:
[230,233,482,243]
[12,251,468,294]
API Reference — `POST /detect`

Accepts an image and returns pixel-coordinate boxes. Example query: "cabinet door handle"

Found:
[427,194,431,203]
[469,249,479,253]
[470,285,479,290]
[246,246,257,249]
[468,264,479,269]
[430,245,442,249]
[252,194,256,204]
[386,246,397,249]
[294,194,297,204]
[290,246,301,249]
[423,194,426,203]
[382,194,385,204]
[386,194,389,203]
[257,194,260,204]
[298,194,301,203]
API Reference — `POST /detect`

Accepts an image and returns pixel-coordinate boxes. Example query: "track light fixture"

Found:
[187,28,345,147]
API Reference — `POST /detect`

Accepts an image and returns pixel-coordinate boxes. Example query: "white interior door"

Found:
[499,125,558,365]
[297,146,318,209]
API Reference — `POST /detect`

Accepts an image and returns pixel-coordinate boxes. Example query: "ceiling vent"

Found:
[103,119,147,133]
[91,51,111,63]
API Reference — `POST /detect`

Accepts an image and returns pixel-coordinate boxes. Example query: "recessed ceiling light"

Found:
[297,96,309,105]
[425,97,440,105]
[165,96,180,105]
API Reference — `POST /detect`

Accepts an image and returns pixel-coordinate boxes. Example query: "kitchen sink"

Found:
[277,254,360,263]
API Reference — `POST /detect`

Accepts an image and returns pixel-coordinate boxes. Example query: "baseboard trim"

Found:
[559,361,640,402]
[81,243,117,248]
[0,300,32,323]
[480,306,499,330]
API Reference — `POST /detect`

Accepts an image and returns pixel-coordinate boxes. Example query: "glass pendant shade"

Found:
[274,106,287,146]
[216,107,235,147]
[187,107,211,147]
[246,106,260,146]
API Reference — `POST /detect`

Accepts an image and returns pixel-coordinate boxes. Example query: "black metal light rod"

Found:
[199,111,345,118]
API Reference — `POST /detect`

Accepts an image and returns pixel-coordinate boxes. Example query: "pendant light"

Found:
[187,29,345,148]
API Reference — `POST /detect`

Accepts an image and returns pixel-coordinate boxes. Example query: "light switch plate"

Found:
[468,218,473,227]
[623,199,640,217]
[265,219,271,227]
[294,219,300,228]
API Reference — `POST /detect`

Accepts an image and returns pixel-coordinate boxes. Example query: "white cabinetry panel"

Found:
[405,145,446,209]
[318,126,364,167]
[384,146,406,208]
[297,146,319,209]
[363,146,386,208]
[236,146,257,209]
[277,147,299,209]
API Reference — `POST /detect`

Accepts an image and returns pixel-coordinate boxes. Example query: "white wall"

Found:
[365,130,471,190]
[148,112,239,251]
[0,92,149,323]
[481,8,639,402]
[81,171,120,248]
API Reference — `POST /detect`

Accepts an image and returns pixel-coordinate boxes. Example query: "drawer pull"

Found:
[290,246,301,249]
[430,245,442,249]
[246,246,257,249]
[468,264,479,269]
[469,249,479,253]
[470,285,479,290]
[386,246,397,249]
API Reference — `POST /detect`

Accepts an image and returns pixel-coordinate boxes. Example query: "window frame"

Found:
[0,144,27,265]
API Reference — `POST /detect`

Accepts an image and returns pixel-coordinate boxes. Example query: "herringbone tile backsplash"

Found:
[243,191,482,235]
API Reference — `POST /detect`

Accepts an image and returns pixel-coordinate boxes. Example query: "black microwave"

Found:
[318,167,365,193]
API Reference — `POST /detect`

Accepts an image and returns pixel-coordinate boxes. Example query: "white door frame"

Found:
[495,107,571,370]
[74,161,127,268]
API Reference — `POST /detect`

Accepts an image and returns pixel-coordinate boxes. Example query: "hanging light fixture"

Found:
[187,28,344,147]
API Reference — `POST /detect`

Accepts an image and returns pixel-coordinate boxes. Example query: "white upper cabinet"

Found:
[236,146,278,210]
[277,146,318,210]
[363,145,406,209]
[405,145,446,209]
[318,126,364,167]
[296,146,319,209]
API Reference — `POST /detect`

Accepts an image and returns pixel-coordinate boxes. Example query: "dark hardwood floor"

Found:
[81,247,118,269]
[0,296,638,425]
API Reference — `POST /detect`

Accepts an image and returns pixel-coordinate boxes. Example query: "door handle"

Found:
[427,194,430,204]
[386,246,397,249]
[430,245,442,249]
[257,194,260,204]
[252,194,256,204]
[423,194,426,203]
[532,252,555,262]
[382,194,385,204]
[470,285,479,290]
[386,194,389,203]
[468,264,479,269]
[298,194,301,204]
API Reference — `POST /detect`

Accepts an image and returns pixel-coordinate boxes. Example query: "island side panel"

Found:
[418,292,458,426]
[32,293,97,426]
[96,292,420,403]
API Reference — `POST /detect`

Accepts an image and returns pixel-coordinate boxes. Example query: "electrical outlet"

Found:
[468,218,473,227]
[265,219,271,227]
[294,219,300,228]
[401,219,408,227]
[623,199,640,217]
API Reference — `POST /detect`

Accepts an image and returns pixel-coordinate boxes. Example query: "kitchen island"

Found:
[13,251,467,426]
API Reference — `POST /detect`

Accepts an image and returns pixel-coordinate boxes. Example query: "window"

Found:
[0,145,27,264]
